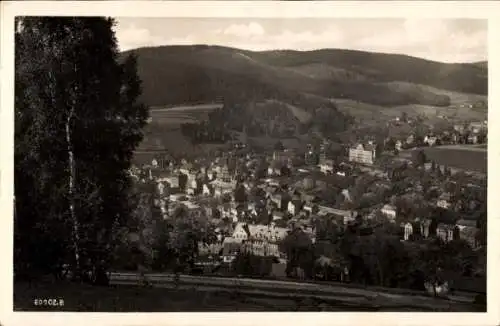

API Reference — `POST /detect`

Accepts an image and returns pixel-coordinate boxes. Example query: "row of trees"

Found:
[277,222,484,295]
[112,182,218,275]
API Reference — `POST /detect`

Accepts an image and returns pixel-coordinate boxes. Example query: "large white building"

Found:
[348,143,376,165]
[381,204,397,222]
[231,222,289,243]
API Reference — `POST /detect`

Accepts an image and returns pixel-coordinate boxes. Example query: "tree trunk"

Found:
[66,106,81,278]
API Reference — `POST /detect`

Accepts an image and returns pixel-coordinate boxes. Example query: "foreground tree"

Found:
[15,17,148,281]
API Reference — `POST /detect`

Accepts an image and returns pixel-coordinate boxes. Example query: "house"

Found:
[301,193,317,204]
[381,204,397,222]
[187,179,201,195]
[202,183,214,196]
[424,135,438,146]
[454,124,466,134]
[287,199,304,216]
[401,222,413,241]
[165,175,180,189]
[467,134,479,144]
[273,149,294,164]
[420,218,433,238]
[247,202,258,216]
[437,223,457,243]
[211,179,237,198]
[222,240,242,263]
[469,121,485,134]
[437,193,452,209]
[241,241,280,257]
[348,143,376,165]
[157,181,167,196]
[270,193,284,209]
[395,140,402,151]
[267,164,282,177]
[456,219,479,248]
[218,203,237,221]
[269,192,290,210]
[319,159,335,174]
[343,214,356,225]
[303,203,319,215]
[217,164,234,183]
[232,222,289,243]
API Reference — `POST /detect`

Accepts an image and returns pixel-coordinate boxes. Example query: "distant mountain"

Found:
[123,45,487,109]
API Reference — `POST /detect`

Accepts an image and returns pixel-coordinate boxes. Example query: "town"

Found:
[12,15,489,314]
[129,117,487,302]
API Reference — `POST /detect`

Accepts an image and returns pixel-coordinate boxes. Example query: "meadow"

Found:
[423,146,487,174]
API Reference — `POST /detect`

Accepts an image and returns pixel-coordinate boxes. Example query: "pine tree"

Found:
[15,17,148,280]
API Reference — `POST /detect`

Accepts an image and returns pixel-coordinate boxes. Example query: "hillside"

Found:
[124,45,487,108]
[122,45,487,154]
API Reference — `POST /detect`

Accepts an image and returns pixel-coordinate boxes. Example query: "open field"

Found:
[423,146,487,174]
[400,145,487,174]
[133,103,227,158]
[334,97,487,125]
[148,103,222,125]
[150,103,224,112]
[436,144,488,152]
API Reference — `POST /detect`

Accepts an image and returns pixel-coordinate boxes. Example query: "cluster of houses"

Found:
[129,127,484,277]
[348,120,487,167]
[398,215,479,248]
[129,146,362,265]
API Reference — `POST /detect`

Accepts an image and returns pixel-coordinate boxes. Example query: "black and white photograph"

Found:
[1,1,499,325]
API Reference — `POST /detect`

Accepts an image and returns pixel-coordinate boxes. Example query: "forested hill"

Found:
[122,45,487,108]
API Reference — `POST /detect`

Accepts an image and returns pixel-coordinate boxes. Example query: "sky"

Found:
[114,18,487,63]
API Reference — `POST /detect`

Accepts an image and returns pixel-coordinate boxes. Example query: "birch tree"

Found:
[14,17,148,280]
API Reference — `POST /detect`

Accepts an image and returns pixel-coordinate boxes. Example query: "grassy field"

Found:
[334,97,487,125]
[13,281,483,312]
[134,104,226,158]
[11,281,381,312]
[422,146,487,174]
[148,104,222,125]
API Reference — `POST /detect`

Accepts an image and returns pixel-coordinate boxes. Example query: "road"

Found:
[109,272,475,310]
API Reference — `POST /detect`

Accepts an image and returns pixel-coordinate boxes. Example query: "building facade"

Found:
[348,143,376,165]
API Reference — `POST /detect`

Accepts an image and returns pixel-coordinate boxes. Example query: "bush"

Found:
[473,293,486,305]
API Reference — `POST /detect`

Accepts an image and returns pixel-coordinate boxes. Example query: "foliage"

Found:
[412,149,427,168]
[14,17,148,279]
[233,183,247,203]
[280,228,315,278]
[274,141,285,151]
[232,252,276,277]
